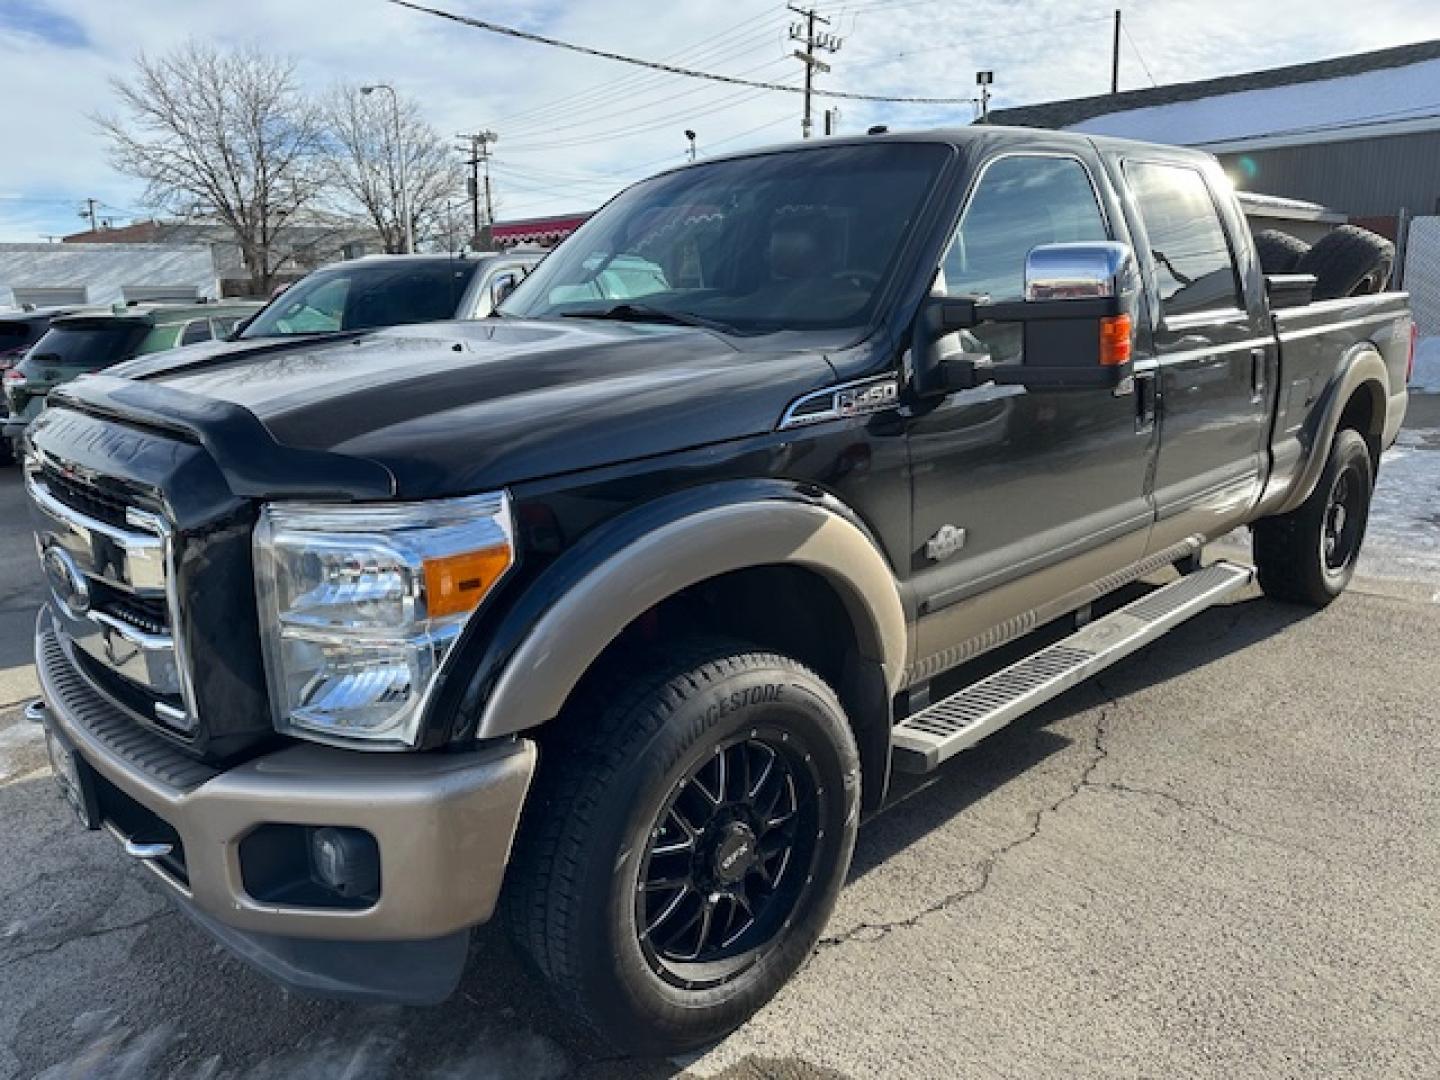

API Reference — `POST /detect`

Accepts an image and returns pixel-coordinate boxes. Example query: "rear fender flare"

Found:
[1273,345,1389,515]
[455,484,908,742]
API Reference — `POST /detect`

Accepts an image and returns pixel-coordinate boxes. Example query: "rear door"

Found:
[1112,155,1271,550]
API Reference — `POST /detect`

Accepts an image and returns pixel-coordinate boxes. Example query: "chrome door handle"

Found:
[1135,370,1157,433]
[1251,347,1267,401]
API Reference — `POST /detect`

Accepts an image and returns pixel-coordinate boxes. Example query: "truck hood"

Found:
[121,319,835,496]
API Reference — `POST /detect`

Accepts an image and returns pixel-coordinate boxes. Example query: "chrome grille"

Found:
[25,458,198,735]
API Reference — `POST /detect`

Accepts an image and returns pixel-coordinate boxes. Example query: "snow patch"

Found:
[1066,57,1440,148]
[0,719,45,783]
[1410,337,1440,394]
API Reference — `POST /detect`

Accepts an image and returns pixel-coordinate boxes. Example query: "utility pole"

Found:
[79,198,98,233]
[976,70,994,123]
[823,108,840,136]
[458,131,498,249]
[788,4,842,139]
[1111,9,1122,94]
[685,129,698,162]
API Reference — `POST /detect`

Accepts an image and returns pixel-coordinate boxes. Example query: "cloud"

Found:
[2,0,1439,241]
[0,0,88,48]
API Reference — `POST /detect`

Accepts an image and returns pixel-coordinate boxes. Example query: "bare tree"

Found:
[325,86,462,253]
[96,42,330,294]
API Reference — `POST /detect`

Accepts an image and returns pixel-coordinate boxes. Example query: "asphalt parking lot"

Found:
[3,398,1439,1080]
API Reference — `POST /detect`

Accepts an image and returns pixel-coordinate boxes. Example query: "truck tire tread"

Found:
[1295,225,1394,300]
[1253,428,1373,606]
[502,635,854,1050]
[1252,229,1310,275]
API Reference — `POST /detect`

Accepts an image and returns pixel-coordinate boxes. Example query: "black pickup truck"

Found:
[22,127,1412,1054]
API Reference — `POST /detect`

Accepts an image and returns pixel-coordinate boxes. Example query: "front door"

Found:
[906,152,1159,682]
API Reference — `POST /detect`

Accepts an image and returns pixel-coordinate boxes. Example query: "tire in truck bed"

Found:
[1297,225,1395,300]
[1252,229,1310,275]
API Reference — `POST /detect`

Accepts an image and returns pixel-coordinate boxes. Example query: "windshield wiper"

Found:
[560,303,737,335]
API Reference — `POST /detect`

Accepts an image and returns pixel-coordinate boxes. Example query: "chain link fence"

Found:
[1404,215,1440,390]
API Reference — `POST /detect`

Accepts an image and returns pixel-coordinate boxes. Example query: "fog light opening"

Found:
[309,826,381,901]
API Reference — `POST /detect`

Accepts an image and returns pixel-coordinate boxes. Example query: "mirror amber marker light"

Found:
[1099,314,1133,366]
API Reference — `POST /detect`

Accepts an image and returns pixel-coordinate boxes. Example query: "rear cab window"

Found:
[18,320,148,375]
[0,319,47,358]
[1123,161,1243,320]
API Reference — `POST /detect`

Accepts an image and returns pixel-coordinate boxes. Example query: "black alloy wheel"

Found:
[1319,466,1365,584]
[637,728,822,988]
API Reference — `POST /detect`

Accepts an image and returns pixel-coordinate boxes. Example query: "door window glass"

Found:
[938,155,1109,364]
[1125,161,1241,318]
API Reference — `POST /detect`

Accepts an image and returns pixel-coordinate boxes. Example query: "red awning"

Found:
[491,214,590,247]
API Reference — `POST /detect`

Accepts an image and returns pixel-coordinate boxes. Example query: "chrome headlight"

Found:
[253,492,514,748]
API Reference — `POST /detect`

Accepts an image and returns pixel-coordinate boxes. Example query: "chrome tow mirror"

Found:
[1023,241,1137,301]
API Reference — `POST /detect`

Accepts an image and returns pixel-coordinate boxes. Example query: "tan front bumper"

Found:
[37,616,536,943]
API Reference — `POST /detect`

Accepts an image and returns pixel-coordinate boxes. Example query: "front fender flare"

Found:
[450,485,908,742]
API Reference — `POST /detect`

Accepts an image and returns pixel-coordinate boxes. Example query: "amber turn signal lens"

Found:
[1099,314,1133,366]
[423,545,512,618]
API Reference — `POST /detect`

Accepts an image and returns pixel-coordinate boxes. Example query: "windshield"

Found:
[19,321,148,373]
[500,143,949,334]
[240,259,481,339]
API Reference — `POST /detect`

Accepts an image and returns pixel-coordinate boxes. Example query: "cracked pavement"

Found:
[4,399,1440,1078]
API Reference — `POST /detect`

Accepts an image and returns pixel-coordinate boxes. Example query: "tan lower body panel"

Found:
[38,631,536,942]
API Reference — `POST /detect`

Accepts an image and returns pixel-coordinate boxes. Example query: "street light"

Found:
[360,83,412,254]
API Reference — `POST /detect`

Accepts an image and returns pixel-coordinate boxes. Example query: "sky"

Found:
[2,0,1440,242]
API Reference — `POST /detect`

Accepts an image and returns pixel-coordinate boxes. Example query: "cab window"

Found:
[1124,161,1242,319]
[937,155,1109,364]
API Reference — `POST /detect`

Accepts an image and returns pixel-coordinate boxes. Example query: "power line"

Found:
[495,15,792,134]
[502,80,804,152]
[496,114,803,218]
[837,16,1112,72]
[1122,24,1159,88]
[506,57,794,143]
[388,0,979,104]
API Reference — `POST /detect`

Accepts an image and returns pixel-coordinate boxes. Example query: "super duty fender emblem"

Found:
[779,377,900,429]
[925,524,967,562]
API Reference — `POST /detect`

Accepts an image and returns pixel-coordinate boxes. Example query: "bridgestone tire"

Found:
[1296,225,1395,300]
[1253,428,1373,607]
[1252,229,1310,275]
[503,638,860,1056]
